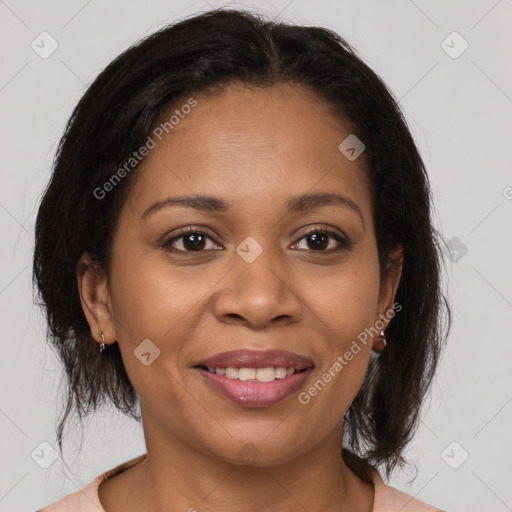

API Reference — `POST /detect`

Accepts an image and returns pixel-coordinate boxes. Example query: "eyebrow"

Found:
[141,192,365,227]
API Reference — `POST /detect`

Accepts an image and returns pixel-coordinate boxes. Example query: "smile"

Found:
[193,348,315,407]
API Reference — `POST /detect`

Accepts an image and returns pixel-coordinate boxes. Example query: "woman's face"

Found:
[80,82,401,466]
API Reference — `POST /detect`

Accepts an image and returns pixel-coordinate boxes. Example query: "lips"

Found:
[194,349,314,371]
[193,349,315,407]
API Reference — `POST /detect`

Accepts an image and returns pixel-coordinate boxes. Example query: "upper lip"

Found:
[195,349,314,370]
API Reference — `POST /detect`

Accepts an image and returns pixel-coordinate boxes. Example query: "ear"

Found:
[375,245,403,329]
[76,252,117,347]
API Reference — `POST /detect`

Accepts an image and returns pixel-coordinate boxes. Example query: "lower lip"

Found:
[195,367,314,407]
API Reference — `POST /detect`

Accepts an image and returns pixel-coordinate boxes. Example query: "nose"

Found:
[212,252,303,329]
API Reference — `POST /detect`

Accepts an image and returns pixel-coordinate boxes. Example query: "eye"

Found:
[292,227,351,252]
[162,227,221,253]
[162,226,351,254]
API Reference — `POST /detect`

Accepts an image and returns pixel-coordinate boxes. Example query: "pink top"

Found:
[37,454,445,511]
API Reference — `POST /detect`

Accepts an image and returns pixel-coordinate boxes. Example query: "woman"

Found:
[33,7,450,511]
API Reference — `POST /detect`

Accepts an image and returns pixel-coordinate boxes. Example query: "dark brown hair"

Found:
[33,7,451,480]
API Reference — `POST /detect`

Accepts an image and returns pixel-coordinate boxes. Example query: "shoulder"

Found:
[36,454,147,512]
[36,477,104,512]
[342,449,445,512]
[369,466,446,512]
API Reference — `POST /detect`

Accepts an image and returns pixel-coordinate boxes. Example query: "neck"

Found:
[127,412,375,512]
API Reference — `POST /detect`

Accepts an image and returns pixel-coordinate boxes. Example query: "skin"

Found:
[77,82,402,512]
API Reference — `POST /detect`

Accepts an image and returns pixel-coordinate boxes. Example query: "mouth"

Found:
[192,349,314,407]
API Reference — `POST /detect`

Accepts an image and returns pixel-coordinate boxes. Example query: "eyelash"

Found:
[161,226,352,254]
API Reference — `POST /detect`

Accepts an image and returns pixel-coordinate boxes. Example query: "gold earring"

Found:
[99,332,106,354]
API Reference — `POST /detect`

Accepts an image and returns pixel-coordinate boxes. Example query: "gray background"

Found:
[1,1,511,511]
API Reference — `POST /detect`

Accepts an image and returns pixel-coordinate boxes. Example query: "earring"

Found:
[99,333,106,354]
[373,330,387,354]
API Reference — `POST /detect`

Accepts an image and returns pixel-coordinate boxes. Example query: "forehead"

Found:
[124,82,371,222]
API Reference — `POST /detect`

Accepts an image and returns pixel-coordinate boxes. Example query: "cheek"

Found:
[308,255,381,344]
[298,255,380,409]
[108,249,204,339]
[107,249,220,395]
[313,284,376,367]
[297,294,376,434]
[106,255,197,413]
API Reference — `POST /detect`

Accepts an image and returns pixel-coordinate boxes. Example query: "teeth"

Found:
[257,367,278,382]
[274,368,286,378]
[225,367,239,379]
[238,368,256,381]
[207,366,299,382]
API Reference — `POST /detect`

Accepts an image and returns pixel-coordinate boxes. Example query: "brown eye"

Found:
[294,229,351,252]
[163,229,221,253]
